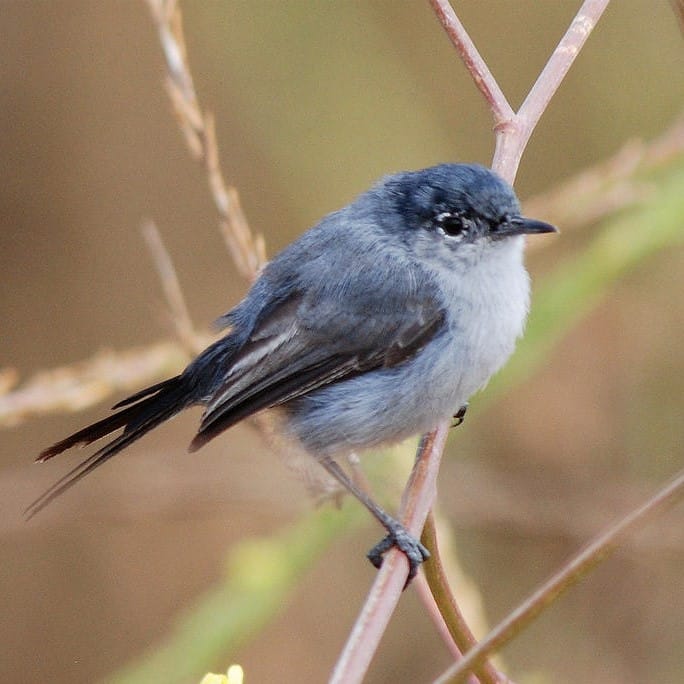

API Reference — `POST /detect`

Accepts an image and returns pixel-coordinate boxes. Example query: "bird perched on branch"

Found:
[29,163,556,584]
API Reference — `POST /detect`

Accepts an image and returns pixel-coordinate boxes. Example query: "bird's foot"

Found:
[451,403,469,428]
[366,521,430,588]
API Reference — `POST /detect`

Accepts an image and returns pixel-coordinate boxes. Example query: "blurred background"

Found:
[1,2,683,683]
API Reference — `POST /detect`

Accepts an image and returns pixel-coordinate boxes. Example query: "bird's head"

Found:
[381,163,556,265]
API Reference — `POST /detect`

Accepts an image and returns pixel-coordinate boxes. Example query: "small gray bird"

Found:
[28,163,556,582]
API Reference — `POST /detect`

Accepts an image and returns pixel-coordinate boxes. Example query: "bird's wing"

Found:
[189,287,445,451]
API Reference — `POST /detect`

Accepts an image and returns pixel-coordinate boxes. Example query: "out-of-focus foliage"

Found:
[108,507,361,684]
[497,161,684,398]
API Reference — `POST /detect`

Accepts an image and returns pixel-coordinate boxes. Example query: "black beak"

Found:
[498,216,558,237]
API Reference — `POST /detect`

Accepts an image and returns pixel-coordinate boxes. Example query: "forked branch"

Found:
[332,2,610,682]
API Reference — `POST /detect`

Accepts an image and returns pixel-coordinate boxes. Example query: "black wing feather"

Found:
[189,353,365,451]
[27,375,190,517]
[189,306,445,452]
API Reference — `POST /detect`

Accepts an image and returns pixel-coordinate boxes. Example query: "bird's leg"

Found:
[451,402,468,428]
[317,456,429,587]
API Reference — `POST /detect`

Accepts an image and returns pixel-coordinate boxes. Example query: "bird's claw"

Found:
[451,403,469,428]
[366,524,430,588]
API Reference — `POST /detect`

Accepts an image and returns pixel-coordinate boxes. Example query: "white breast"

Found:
[446,236,529,390]
[410,235,530,421]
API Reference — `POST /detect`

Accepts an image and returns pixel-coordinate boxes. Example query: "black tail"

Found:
[26,375,192,519]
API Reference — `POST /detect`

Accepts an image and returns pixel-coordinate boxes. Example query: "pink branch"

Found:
[430,0,610,183]
[520,0,611,131]
[329,425,449,684]
[331,2,611,681]
[494,0,611,181]
[427,0,513,125]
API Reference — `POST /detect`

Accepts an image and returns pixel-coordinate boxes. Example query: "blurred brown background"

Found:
[1,2,683,683]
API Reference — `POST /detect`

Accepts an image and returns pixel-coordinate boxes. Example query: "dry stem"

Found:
[141,220,201,354]
[421,512,502,684]
[329,427,449,684]
[427,0,513,126]
[146,0,266,280]
[0,343,194,427]
[525,116,684,241]
[433,468,684,684]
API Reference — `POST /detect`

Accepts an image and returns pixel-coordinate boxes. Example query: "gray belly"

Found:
[282,322,513,457]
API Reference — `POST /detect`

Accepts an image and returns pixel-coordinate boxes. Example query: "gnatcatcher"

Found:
[28,163,556,582]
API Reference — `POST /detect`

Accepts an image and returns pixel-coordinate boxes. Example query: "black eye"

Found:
[436,212,466,237]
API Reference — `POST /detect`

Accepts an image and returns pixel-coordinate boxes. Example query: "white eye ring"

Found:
[435,212,466,239]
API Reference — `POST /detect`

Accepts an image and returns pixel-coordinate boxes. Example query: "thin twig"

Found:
[412,574,515,684]
[427,0,513,126]
[421,512,502,684]
[141,219,201,354]
[430,0,610,180]
[146,0,266,280]
[412,572,467,663]
[432,467,684,684]
[329,426,449,684]
[524,115,684,242]
[499,0,612,178]
[0,343,195,427]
